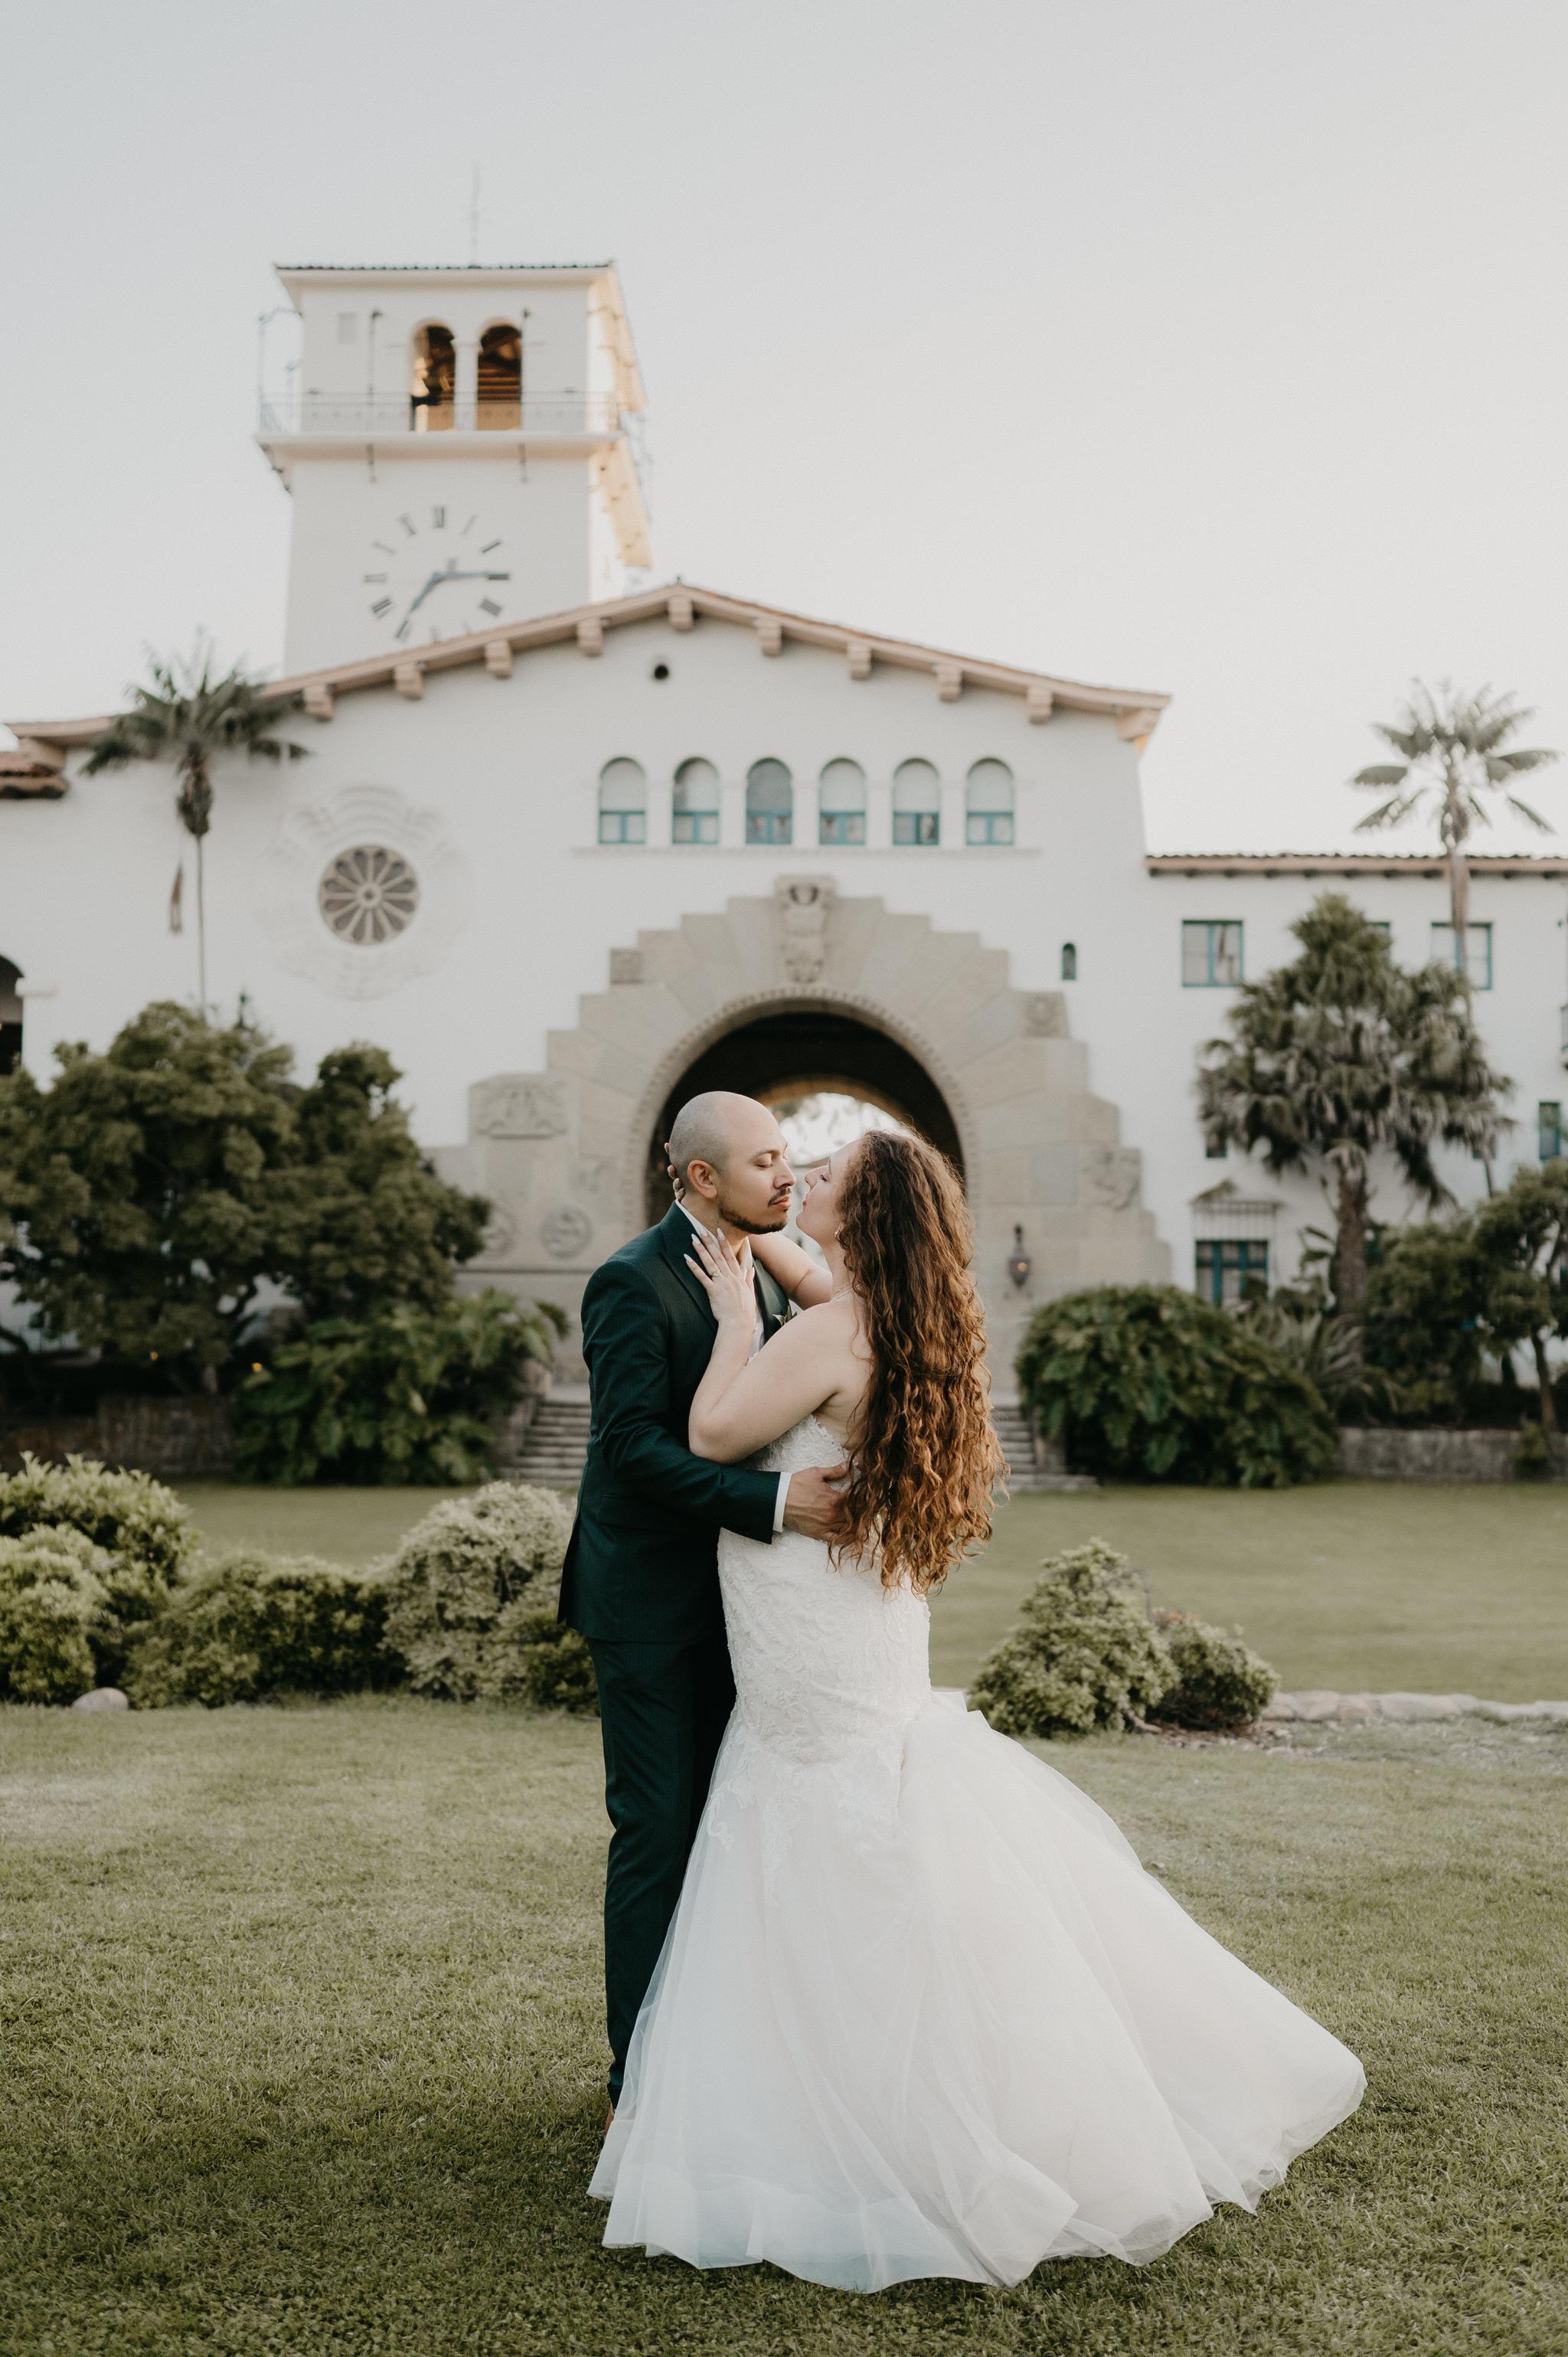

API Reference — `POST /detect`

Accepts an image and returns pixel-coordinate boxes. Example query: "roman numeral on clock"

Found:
[431,505,446,528]
[370,597,393,618]
[479,597,502,616]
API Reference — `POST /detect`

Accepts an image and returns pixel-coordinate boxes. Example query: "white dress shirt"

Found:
[679,1201,791,1533]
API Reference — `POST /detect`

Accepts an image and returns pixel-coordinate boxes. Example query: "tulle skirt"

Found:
[590,1691,1364,2292]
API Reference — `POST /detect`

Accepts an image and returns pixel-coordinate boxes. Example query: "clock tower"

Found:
[257,263,652,673]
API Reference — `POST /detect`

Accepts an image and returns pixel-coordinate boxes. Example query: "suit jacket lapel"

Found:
[658,1203,717,1326]
[755,1261,788,1342]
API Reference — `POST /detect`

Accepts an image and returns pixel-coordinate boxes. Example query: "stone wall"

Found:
[1334,1427,1562,1483]
[0,1396,237,1479]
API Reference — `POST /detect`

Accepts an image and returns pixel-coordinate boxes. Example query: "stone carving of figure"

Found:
[775,877,835,986]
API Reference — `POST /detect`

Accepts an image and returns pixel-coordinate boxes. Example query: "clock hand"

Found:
[400,570,446,623]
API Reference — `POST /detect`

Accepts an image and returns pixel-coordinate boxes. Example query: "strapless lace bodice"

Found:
[716,1414,931,1775]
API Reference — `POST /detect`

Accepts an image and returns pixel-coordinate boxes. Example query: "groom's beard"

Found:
[716,1195,792,1237]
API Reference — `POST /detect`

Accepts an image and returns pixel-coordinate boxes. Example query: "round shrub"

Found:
[0,1528,113,1705]
[379,1480,591,1707]
[0,1453,194,1681]
[1016,1284,1338,1488]
[124,1551,397,1708]
[1149,1610,1277,1731]
[968,1541,1172,1738]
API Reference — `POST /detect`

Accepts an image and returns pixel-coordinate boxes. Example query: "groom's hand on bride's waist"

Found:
[781,1464,849,1541]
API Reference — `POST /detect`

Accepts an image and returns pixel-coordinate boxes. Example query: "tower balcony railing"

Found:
[258,391,626,437]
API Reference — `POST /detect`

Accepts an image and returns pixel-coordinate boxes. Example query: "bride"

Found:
[590,1129,1364,2292]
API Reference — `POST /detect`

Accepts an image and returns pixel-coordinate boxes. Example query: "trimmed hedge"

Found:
[123,1550,396,1709]
[1016,1283,1338,1488]
[1149,1609,1277,1731]
[0,1456,194,1686]
[967,1541,1172,1738]
[968,1539,1279,1740]
[0,1528,113,1705]
[379,1481,593,1709]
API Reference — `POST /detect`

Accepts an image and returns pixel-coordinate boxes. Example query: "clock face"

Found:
[361,505,513,644]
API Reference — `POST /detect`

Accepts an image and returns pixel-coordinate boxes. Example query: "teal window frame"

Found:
[1540,1100,1563,1162]
[1430,920,1493,989]
[1195,1238,1269,1306]
[1181,920,1243,986]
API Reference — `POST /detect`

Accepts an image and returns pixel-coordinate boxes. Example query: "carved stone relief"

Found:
[774,876,836,986]
[1082,1146,1142,1210]
[541,1205,594,1260]
[1022,992,1068,1038]
[474,1076,569,1139]
[478,1205,518,1260]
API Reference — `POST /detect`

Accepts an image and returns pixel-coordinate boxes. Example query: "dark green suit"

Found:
[560,1203,789,2100]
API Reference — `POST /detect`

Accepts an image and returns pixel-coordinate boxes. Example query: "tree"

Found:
[0,1003,490,1390]
[0,1001,296,1385]
[82,641,309,1006]
[1351,680,1559,941]
[1471,1164,1568,1437]
[267,1044,488,1320]
[1364,1165,1568,1434]
[1197,895,1509,1339]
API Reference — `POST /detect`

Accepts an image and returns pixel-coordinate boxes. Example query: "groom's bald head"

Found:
[665,1092,794,1232]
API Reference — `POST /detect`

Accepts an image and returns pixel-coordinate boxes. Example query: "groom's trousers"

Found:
[587,1629,737,2104]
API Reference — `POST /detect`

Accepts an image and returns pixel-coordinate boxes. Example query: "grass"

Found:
[178,1480,1568,1703]
[2,1698,1564,2355]
[928,1485,1568,1702]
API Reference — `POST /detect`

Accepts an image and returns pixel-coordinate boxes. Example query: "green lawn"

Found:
[2,1698,1563,2356]
[179,1480,1568,1702]
[928,1485,1568,1702]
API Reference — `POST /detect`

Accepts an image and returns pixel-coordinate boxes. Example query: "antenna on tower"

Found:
[466,164,485,266]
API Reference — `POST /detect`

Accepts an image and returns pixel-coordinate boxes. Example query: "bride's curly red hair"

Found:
[833,1130,1004,1594]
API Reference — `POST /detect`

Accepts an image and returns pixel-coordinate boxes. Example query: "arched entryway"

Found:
[643,1005,965,1226]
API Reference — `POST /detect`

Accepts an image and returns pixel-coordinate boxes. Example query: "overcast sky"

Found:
[3,0,1564,853]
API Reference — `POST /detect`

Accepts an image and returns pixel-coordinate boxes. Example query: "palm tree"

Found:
[83,641,309,1006]
[1197,895,1510,1353]
[1351,680,1558,948]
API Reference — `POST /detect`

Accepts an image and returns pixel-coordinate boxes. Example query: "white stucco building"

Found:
[5,261,1566,1384]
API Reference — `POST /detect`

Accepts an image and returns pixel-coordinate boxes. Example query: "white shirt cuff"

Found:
[773,1471,791,1532]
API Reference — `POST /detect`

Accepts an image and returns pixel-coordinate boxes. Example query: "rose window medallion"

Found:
[318,846,420,945]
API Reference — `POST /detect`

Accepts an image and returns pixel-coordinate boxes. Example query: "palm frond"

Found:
[1355,793,1423,831]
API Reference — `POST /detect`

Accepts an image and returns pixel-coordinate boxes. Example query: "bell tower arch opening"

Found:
[644,1005,964,1228]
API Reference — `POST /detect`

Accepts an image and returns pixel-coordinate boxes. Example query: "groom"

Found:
[559,1091,847,2108]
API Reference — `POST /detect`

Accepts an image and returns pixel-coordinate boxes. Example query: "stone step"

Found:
[509,1400,1097,1492]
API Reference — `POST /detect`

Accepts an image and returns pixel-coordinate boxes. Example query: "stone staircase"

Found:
[511,1389,593,1489]
[991,1401,1098,1492]
[508,1388,1094,1495]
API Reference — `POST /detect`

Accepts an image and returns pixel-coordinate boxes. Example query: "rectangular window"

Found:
[1195,1238,1269,1306]
[1430,921,1492,989]
[1181,920,1243,986]
[965,811,1014,845]
[671,810,718,845]
[597,810,645,845]
[746,810,792,845]
[1540,1101,1563,1162]
[818,810,865,845]
[893,811,941,846]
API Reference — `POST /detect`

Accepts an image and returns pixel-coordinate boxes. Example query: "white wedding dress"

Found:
[590,1416,1364,2292]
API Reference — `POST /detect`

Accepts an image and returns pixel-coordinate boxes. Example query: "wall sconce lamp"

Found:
[1007,1224,1031,1290]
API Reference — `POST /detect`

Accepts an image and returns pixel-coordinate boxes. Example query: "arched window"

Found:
[597,758,646,845]
[0,956,21,1076]
[672,757,720,845]
[1060,941,1077,982]
[818,758,866,846]
[477,324,521,428]
[410,324,455,431]
[746,759,793,846]
[893,759,940,846]
[965,758,1014,845]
